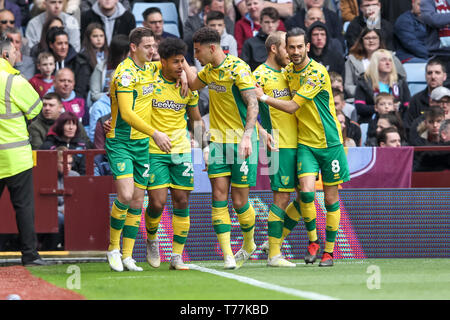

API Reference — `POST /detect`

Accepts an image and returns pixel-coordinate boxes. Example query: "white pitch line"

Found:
[189,264,338,300]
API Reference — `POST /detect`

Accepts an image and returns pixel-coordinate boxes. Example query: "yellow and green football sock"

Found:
[300,191,318,242]
[281,200,302,243]
[145,206,163,241]
[122,207,142,259]
[325,201,341,253]
[234,202,256,253]
[267,204,285,258]
[108,199,128,251]
[172,208,190,256]
[212,200,233,258]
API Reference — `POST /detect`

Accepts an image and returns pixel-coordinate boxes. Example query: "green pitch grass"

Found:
[28,259,450,300]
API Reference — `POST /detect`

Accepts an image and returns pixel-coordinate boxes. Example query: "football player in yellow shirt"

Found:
[254,31,298,267]
[106,28,170,272]
[256,28,350,267]
[144,38,205,271]
[183,27,260,269]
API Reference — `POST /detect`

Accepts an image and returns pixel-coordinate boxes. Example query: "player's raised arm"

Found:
[254,86,300,114]
[182,59,206,91]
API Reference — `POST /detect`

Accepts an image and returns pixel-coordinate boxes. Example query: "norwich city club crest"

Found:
[117,162,126,172]
[281,176,290,186]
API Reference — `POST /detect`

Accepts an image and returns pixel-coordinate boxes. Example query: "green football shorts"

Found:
[266,148,298,192]
[147,153,194,191]
[105,137,150,189]
[297,143,350,186]
[207,140,259,188]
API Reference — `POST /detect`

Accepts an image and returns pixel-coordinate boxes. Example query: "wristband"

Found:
[260,94,269,103]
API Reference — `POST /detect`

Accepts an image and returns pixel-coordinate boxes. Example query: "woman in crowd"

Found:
[30,16,64,60]
[366,112,407,146]
[40,111,93,175]
[345,28,405,100]
[354,49,411,123]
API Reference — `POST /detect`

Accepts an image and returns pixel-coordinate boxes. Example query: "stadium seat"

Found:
[403,62,427,96]
[132,2,179,27]
[164,23,180,38]
[360,123,368,146]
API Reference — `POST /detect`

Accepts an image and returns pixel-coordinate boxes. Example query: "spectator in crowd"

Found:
[51,67,87,123]
[304,6,326,28]
[420,0,450,76]
[76,22,108,100]
[81,0,136,46]
[365,92,399,145]
[333,86,357,122]
[80,0,131,12]
[40,111,90,175]
[263,0,293,19]
[28,92,64,149]
[3,27,35,79]
[235,0,285,56]
[142,7,178,39]
[377,126,402,147]
[306,20,344,75]
[29,52,56,97]
[345,28,405,100]
[394,0,428,63]
[26,0,80,52]
[354,49,411,123]
[241,7,280,70]
[183,0,234,64]
[293,0,337,13]
[38,145,79,250]
[409,105,445,146]
[440,119,450,142]
[206,10,237,56]
[373,112,407,145]
[403,59,448,135]
[340,0,359,23]
[336,108,361,147]
[0,1,22,27]
[429,85,450,120]
[29,15,64,60]
[46,27,77,71]
[345,0,395,51]
[93,112,110,149]
[0,8,16,33]
[285,0,344,51]
[89,33,128,103]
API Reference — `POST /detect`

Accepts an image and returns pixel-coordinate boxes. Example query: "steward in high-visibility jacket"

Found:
[0,57,42,179]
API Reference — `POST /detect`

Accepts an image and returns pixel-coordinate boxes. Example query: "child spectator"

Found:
[366,93,398,145]
[29,52,56,97]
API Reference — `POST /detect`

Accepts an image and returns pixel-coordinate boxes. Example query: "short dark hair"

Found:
[158,37,187,59]
[129,27,154,46]
[193,27,220,45]
[425,105,445,120]
[107,34,130,69]
[377,126,399,146]
[286,27,309,45]
[43,92,62,105]
[0,38,12,55]
[53,112,80,138]
[206,10,225,24]
[426,57,446,74]
[142,7,162,20]
[46,27,68,46]
[260,7,279,22]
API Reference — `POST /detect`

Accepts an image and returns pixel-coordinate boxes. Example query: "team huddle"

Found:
[105,25,350,272]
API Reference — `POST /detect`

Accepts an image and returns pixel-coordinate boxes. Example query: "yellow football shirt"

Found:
[108,57,160,140]
[285,59,343,148]
[198,54,257,144]
[149,70,199,154]
[253,63,297,149]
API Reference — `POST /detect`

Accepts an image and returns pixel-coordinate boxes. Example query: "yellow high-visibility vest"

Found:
[0,58,42,179]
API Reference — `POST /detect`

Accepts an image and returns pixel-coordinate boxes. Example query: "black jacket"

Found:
[307,21,345,77]
[241,30,268,71]
[354,75,411,123]
[402,87,429,136]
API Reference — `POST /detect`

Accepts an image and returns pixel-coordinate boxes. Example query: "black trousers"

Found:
[0,168,40,264]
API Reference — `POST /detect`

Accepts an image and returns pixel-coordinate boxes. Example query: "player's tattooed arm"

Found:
[239,89,259,159]
[241,89,259,135]
[254,86,300,114]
